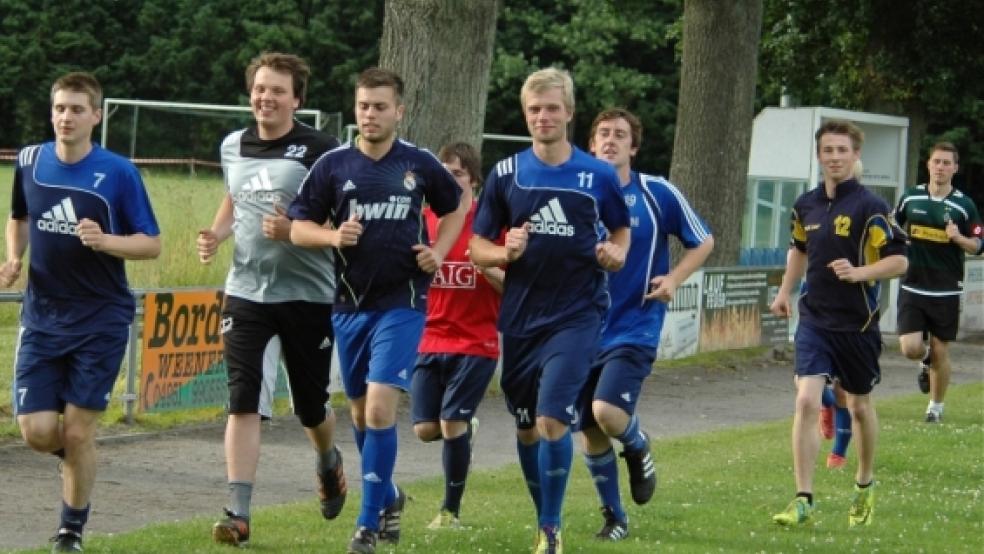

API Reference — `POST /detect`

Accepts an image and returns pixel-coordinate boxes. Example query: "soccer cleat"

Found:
[426,508,462,530]
[772,496,814,526]
[347,526,377,554]
[212,508,250,547]
[595,506,628,541]
[535,525,562,554]
[819,405,835,440]
[917,368,930,394]
[620,431,656,505]
[317,445,347,520]
[377,485,407,544]
[848,483,875,527]
[50,529,83,552]
[925,411,942,423]
[826,453,847,469]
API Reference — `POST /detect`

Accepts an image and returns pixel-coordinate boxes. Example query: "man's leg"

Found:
[774,375,825,525]
[437,419,469,522]
[846,391,877,527]
[516,426,542,515]
[926,338,951,420]
[581,424,628,539]
[536,415,572,530]
[359,383,401,533]
[59,405,101,536]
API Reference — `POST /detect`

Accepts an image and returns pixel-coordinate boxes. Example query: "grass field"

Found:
[4,384,981,554]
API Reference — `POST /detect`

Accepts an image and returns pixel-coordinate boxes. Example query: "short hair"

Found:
[590,108,643,149]
[815,119,864,152]
[438,142,482,186]
[50,72,102,110]
[245,52,311,106]
[356,67,404,100]
[929,141,959,165]
[521,67,575,112]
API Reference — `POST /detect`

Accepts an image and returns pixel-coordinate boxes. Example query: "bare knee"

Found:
[899,334,926,360]
[414,422,441,442]
[17,414,61,453]
[592,402,628,437]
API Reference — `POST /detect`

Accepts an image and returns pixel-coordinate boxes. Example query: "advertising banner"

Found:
[699,268,789,352]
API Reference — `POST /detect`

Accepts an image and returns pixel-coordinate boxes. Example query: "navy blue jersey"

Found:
[789,179,906,332]
[11,142,160,334]
[601,172,711,351]
[473,146,630,337]
[288,139,461,312]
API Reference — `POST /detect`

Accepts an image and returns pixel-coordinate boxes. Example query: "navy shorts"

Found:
[795,321,882,395]
[332,309,425,399]
[500,309,601,429]
[575,344,657,432]
[13,327,128,414]
[410,353,497,424]
[896,289,960,342]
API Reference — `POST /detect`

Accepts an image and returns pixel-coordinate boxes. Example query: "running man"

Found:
[289,68,466,554]
[1,72,161,552]
[196,52,345,547]
[770,120,907,528]
[893,141,983,423]
[469,68,631,554]
[579,108,713,540]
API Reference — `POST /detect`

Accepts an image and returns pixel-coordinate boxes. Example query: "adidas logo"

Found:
[364,472,382,483]
[529,198,575,237]
[398,369,408,380]
[621,392,632,403]
[37,197,79,235]
[236,167,279,203]
[342,180,356,192]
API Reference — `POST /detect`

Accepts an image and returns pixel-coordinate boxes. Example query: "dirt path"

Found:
[1,338,981,550]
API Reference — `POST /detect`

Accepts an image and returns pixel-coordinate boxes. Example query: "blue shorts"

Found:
[332,309,425,399]
[13,327,129,414]
[500,309,601,429]
[575,344,656,432]
[795,321,882,395]
[410,353,497,424]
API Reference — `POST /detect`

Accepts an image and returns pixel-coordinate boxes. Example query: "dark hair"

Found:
[356,67,404,99]
[590,107,643,149]
[438,142,482,185]
[51,72,102,110]
[245,52,311,106]
[815,120,864,152]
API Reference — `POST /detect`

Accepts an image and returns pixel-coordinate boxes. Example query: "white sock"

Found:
[927,401,944,415]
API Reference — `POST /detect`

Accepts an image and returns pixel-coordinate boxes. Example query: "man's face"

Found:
[817,132,859,184]
[590,117,637,173]
[250,66,299,135]
[50,90,100,147]
[926,149,958,187]
[355,86,404,144]
[523,87,572,145]
[443,156,476,192]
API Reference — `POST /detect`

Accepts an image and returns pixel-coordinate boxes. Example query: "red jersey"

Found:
[419,202,501,359]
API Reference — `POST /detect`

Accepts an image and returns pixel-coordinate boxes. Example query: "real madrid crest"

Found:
[403,170,417,191]
[625,194,637,207]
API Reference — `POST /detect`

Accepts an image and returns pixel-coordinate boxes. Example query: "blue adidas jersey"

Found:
[288,139,461,312]
[473,146,630,337]
[10,142,160,334]
[600,172,712,352]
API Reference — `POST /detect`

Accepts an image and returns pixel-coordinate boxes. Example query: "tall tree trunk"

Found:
[669,0,762,266]
[379,0,500,153]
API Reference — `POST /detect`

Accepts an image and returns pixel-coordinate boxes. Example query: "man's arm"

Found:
[945,221,982,255]
[414,204,467,273]
[76,219,161,260]
[291,212,362,249]
[197,194,235,264]
[0,217,29,287]
[595,226,630,271]
[770,247,807,318]
[828,254,908,283]
[646,236,714,302]
[476,265,505,294]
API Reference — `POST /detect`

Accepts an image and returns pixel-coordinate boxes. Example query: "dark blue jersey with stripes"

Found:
[10,142,160,333]
[601,172,712,351]
[288,139,461,312]
[789,179,906,332]
[473,146,630,337]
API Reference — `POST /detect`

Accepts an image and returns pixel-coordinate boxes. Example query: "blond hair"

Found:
[520,67,574,112]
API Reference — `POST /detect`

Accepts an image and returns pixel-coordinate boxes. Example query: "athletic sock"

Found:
[928,401,944,415]
[60,501,90,535]
[538,430,573,528]
[615,415,647,453]
[317,445,339,473]
[352,424,366,454]
[821,385,836,408]
[228,481,253,519]
[796,492,813,506]
[832,406,853,457]
[517,438,542,515]
[584,447,626,522]
[442,433,471,515]
[357,425,397,529]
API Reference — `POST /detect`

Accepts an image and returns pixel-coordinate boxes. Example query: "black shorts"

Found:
[222,296,333,427]
[896,289,960,342]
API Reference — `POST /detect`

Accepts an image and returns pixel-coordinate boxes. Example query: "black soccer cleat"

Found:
[620,431,657,505]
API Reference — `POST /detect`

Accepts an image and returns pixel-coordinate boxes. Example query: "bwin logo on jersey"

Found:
[529,198,575,236]
[37,197,79,235]
[236,167,280,203]
[349,196,411,221]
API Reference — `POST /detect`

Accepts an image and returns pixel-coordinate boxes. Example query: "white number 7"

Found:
[17,387,27,406]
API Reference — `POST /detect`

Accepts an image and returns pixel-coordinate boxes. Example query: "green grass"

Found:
[6,384,981,553]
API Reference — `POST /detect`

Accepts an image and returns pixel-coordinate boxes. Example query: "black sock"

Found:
[857,480,873,489]
[60,501,90,535]
[52,448,66,460]
[796,492,814,505]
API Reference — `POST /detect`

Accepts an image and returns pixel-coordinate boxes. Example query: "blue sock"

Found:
[584,447,625,522]
[442,433,471,515]
[517,438,542,516]
[821,386,836,408]
[352,424,366,454]
[357,425,397,530]
[615,415,647,453]
[60,501,90,534]
[832,406,853,457]
[538,431,573,528]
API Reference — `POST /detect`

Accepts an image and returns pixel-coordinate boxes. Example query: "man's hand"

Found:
[197,229,219,264]
[769,291,792,318]
[333,212,362,248]
[645,274,678,302]
[0,259,22,287]
[77,218,110,252]
[828,258,864,283]
[262,203,291,241]
[412,243,443,273]
[504,223,529,262]
[595,241,626,271]
[945,220,960,241]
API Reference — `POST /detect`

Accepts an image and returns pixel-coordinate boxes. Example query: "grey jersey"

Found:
[220,124,340,303]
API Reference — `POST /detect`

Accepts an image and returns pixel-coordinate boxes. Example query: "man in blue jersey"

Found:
[1,72,160,552]
[769,120,907,529]
[469,68,631,554]
[196,52,345,547]
[578,108,713,541]
[288,67,466,554]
